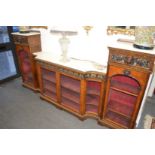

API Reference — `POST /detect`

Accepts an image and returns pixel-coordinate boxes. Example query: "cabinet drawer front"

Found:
[13,35,28,44]
[108,65,149,86]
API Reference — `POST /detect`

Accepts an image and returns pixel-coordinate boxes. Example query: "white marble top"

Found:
[34,52,107,74]
[106,36,155,55]
[11,32,40,36]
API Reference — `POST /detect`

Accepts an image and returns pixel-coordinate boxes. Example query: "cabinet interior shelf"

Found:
[87,89,100,96]
[86,94,99,106]
[61,96,80,112]
[61,87,80,104]
[105,110,130,128]
[108,107,131,119]
[111,77,140,95]
[42,74,56,83]
[43,78,56,86]
[110,86,138,97]
[61,78,80,93]
[108,100,134,118]
[43,89,57,100]
[86,104,98,113]
[109,89,137,108]
[43,85,56,94]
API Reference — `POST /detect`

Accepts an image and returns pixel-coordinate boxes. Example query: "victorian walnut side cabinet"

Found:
[12,32,41,91]
[99,47,155,128]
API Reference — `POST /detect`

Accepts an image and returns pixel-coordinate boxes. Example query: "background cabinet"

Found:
[12,32,41,91]
[99,47,155,128]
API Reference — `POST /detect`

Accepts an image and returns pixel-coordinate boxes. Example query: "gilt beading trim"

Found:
[110,54,150,69]
[38,60,106,80]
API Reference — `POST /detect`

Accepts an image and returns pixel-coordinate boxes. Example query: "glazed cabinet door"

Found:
[40,67,57,102]
[85,81,102,116]
[60,74,81,113]
[15,45,34,86]
[102,65,149,128]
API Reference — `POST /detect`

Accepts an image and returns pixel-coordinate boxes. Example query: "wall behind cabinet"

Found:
[31,25,109,65]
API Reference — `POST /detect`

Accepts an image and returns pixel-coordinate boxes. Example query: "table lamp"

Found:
[50,29,78,62]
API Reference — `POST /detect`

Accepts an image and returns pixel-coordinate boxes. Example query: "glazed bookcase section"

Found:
[60,75,80,112]
[18,49,34,85]
[41,68,57,101]
[105,75,141,128]
[12,33,41,91]
[86,81,101,114]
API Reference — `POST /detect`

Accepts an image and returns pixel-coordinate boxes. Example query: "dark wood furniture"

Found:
[36,59,106,120]
[99,47,155,128]
[12,32,41,91]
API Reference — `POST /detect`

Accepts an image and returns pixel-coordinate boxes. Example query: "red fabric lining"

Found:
[111,75,140,87]
[108,89,137,107]
[87,81,101,90]
[106,111,130,127]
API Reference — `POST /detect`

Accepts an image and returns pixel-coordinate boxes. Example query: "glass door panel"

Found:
[0,26,10,44]
[104,75,141,128]
[86,81,101,114]
[61,75,80,112]
[0,50,17,80]
[0,26,19,82]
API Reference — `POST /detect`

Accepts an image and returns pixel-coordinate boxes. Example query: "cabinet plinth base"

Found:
[83,113,99,120]
[22,83,40,92]
[40,94,84,120]
[98,119,129,129]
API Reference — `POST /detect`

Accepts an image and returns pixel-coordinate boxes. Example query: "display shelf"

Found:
[111,75,141,95]
[61,96,80,112]
[61,87,80,104]
[87,81,101,95]
[43,89,57,101]
[108,89,137,108]
[86,104,98,113]
[108,100,134,118]
[110,87,138,97]
[85,81,101,114]
[61,75,80,93]
[105,110,130,127]
[42,69,56,83]
[43,79,56,93]
[86,94,100,106]
[87,89,100,96]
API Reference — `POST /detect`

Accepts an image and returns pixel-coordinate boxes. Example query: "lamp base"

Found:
[133,44,154,50]
[59,36,70,63]
[60,55,70,63]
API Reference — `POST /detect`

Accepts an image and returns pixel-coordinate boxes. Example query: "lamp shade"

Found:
[50,30,77,36]
[50,29,78,62]
[134,26,155,50]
